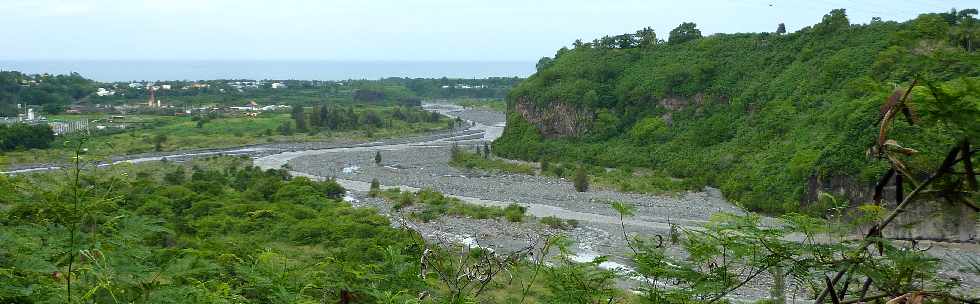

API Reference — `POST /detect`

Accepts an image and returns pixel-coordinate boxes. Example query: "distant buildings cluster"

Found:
[440,84,487,89]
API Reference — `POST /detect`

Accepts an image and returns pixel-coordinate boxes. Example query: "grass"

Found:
[539,216,579,230]
[449,147,536,175]
[378,188,527,222]
[454,98,507,112]
[1,108,447,167]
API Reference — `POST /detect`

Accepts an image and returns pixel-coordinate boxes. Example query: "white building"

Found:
[95,88,115,96]
[271,82,286,89]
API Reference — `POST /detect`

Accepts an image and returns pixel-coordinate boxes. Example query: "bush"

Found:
[504,204,526,222]
[369,178,381,197]
[449,148,535,175]
[540,216,578,230]
[573,167,589,192]
[0,123,55,151]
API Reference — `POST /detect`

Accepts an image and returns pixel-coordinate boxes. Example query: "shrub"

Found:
[504,204,526,222]
[0,123,55,151]
[573,167,589,192]
[540,216,578,230]
[369,178,381,197]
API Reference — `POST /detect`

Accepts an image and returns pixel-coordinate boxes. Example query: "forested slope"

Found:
[494,9,980,213]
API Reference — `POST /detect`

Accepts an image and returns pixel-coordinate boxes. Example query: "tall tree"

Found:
[291,105,307,132]
[636,27,658,47]
[536,57,554,71]
[776,23,786,34]
[668,22,702,44]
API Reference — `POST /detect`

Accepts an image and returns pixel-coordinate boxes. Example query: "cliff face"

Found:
[494,13,978,233]
[804,175,977,242]
[513,97,592,138]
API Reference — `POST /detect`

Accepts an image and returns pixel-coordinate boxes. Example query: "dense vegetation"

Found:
[0,72,95,116]
[449,145,535,175]
[373,187,527,223]
[494,9,980,213]
[2,154,969,303]
[87,78,520,108]
[0,156,632,303]
[0,106,446,166]
[0,124,55,152]
[0,70,521,116]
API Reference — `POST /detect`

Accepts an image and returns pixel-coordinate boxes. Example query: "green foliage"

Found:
[543,238,620,303]
[0,157,434,303]
[573,166,589,192]
[2,106,448,167]
[454,98,507,112]
[0,71,95,113]
[668,22,702,44]
[377,188,527,223]
[620,211,954,303]
[539,216,579,230]
[495,9,980,214]
[369,178,381,197]
[0,123,55,151]
[449,145,535,175]
[151,133,168,151]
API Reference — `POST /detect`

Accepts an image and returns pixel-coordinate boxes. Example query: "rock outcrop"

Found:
[805,174,977,242]
[513,97,592,138]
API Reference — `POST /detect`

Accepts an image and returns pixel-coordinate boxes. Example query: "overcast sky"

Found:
[0,0,972,61]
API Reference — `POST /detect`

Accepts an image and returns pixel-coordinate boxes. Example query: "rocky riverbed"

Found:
[7,104,977,301]
[273,104,980,301]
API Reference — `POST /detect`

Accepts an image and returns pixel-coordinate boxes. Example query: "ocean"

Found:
[0,60,535,82]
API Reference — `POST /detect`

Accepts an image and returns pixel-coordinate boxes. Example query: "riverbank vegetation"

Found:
[494,8,980,214]
[375,187,527,223]
[454,98,507,112]
[449,145,536,175]
[0,155,632,303]
[0,106,447,167]
[0,123,55,152]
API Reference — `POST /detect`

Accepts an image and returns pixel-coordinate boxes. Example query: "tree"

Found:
[361,110,383,128]
[536,57,554,71]
[912,13,951,39]
[369,178,381,197]
[573,167,588,192]
[42,103,63,115]
[668,22,702,44]
[278,121,293,135]
[776,23,786,34]
[636,27,658,47]
[615,34,638,48]
[629,117,670,145]
[0,123,55,151]
[164,166,185,185]
[291,105,307,132]
[151,134,168,152]
[815,8,849,34]
[374,151,382,165]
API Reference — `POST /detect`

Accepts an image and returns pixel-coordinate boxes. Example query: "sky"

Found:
[0,0,973,61]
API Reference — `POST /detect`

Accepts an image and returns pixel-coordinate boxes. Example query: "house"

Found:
[229,101,260,111]
[160,84,172,90]
[271,82,286,89]
[95,88,115,96]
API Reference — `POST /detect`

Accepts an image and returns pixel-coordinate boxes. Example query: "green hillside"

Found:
[493,9,980,213]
